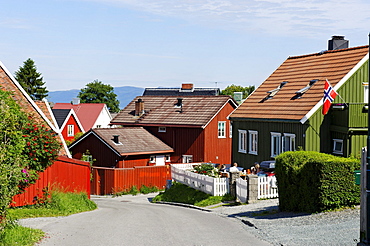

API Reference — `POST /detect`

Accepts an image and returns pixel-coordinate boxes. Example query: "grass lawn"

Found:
[152,182,235,207]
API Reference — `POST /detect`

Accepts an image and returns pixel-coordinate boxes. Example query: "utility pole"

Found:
[359,32,370,246]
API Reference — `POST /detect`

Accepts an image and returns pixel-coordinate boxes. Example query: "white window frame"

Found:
[165,155,171,162]
[282,133,296,153]
[248,130,258,155]
[218,121,226,138]
[149,156,156,163]
[238,130,247,153]
[67,124,74,137]
[333,139,344,154]
[363,82,368,103]
[271,132,281,157]
[182,155,193,163]
[158,126,166,133]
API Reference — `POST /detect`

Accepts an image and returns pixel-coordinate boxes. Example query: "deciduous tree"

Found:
[78,80,120,113]
[220,84,255,99]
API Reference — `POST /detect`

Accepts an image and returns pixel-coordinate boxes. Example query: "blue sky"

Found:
[1,0,369,91]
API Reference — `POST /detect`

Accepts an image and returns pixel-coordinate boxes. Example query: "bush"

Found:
[0,90,61,230]
[275,151,360,213]
[152,182,211,205]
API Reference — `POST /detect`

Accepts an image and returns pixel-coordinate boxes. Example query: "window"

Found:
[333,139,343,154]
[218,121,226,138]
[238,130,247,153]
[271,132,281,157]
[165,155,171,162]
[96,125,101,128]
[282,133,296,152]
[67,125,74,137]
[149,156,156,163]
[363,82,368,103]
[158,126,166,132]
[182,155,193,163]
[248,130,258,155]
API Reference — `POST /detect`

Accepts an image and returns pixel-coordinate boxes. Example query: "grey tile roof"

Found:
[92,127,173,155]
[143,88,220,96]
[52,109,72,128]
[111,96,235,127]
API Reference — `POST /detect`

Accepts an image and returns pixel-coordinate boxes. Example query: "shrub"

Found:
[275,151,360,213]
[0,90,61,230]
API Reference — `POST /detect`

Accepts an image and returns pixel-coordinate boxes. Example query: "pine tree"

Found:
[14,58,48,100]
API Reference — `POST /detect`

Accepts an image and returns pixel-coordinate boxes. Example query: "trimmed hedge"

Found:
[275,151,360,213]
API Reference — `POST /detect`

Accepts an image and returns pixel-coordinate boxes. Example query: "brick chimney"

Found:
[113,135,120,144]
[135,98,144,116]
[181,83,193,90]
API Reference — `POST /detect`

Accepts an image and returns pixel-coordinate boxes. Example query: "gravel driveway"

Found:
[211,199,360,246]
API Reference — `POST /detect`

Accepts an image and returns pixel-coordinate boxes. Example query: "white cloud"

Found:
[81,0,370,37]
[0,18,32,29]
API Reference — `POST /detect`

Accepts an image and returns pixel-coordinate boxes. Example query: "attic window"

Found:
[260,81,288,102]
[293,79,318,99]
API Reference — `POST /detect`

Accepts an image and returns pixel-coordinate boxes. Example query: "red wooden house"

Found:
[53,100,112,131]
[52,108,85,142]
[111,95,238,165]
[69,127,174,168]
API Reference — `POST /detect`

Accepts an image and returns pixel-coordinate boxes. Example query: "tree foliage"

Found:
[0,90,61,229]
[78,80,120,113]
[220,84,255,99]
[14,58,48,100]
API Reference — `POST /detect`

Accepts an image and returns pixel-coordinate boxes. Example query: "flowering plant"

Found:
[18,118,61,190]
[192,163,220,177]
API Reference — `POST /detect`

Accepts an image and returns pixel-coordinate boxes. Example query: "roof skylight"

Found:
[260,81,288,103]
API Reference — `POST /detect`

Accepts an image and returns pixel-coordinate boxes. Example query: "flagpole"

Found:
[358,32,370,246]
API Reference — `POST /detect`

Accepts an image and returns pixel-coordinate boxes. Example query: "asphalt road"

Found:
[19,194,271,246]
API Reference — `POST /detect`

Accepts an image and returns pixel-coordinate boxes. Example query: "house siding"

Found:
[232,120,307,169]
[70,134,120,168]
[62,115,82,141]
[145,126,205,163]
[203,102,234,164]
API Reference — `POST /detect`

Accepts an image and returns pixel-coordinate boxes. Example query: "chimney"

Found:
[328,35,349,50]
[181,83,193,90]
[72,98,80,105]
[233,92,243,105]
[175,98,183,113]
[135,98,144,116]
[113,135,120,144]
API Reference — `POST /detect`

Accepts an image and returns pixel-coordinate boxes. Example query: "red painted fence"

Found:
[12,156,91,207]
[91,165,171,195]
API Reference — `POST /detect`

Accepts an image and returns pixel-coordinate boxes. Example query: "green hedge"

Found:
[275,151,360,213]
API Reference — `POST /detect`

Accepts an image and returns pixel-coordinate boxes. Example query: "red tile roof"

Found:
[53,103,106,130]
[230,46,369,122]
[111,95,236,127]
[90,127,173,155]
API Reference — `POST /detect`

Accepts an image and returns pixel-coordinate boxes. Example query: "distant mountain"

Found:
[48,86,144,109]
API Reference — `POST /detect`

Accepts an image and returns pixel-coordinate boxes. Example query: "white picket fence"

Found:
[258,176,278,199]
[171,164,279,200]
[171,165,228,196]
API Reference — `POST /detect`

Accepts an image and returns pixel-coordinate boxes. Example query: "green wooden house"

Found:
[229,40,369,169]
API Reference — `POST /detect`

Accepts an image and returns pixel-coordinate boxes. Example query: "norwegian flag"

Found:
[322,79,338,115]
